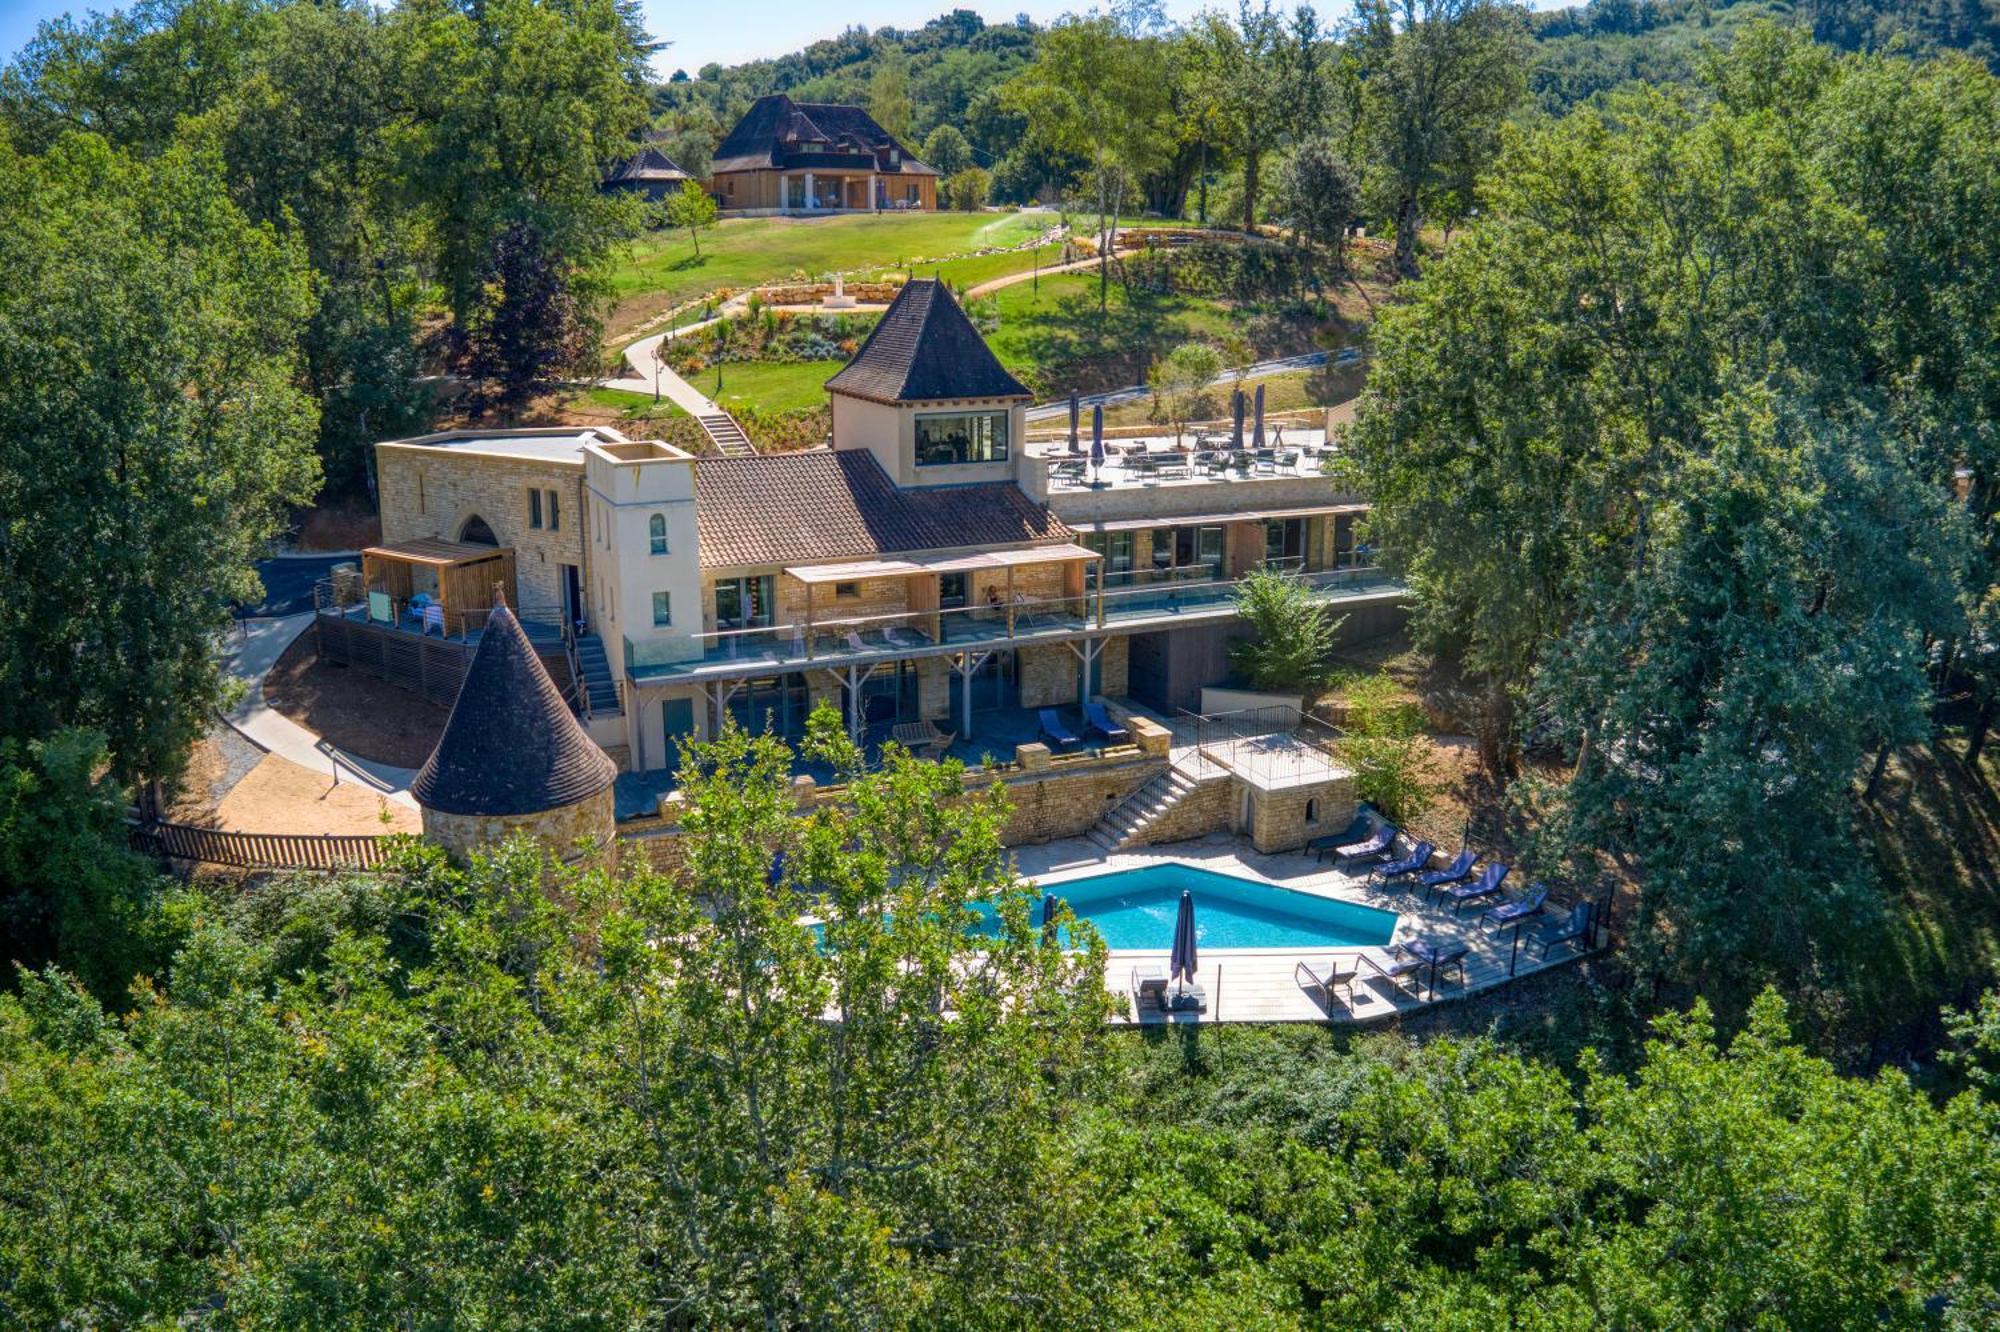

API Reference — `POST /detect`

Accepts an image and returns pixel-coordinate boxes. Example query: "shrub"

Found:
[1228,569,1343,693]
[1339,673,1437,822]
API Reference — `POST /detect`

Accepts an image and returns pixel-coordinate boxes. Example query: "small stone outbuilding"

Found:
[412,602,617,862]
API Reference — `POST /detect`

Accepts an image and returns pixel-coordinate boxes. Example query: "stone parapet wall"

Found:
[618,747,1165,873]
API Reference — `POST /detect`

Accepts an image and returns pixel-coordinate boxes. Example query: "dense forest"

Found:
[5,1,2000,1324]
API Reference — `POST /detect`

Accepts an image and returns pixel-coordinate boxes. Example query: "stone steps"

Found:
[1086,768,1201,852]
[574,635,622,718]
[697,412,755,458]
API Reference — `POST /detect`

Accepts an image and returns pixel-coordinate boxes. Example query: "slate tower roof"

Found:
[412,604,616,817]
[824,279,1031,404]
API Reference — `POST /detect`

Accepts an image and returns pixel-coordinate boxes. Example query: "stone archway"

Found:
[458,514,499,547]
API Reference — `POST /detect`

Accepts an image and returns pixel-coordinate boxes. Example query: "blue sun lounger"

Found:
[1480,883,1548,931]
[1038,708,1081,749]
[1368,841,1434,888]
[1440,862,1509,913]
[1083,700,1129,743]
[1417,847,1475,893]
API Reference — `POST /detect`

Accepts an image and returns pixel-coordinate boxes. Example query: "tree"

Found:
[1355,0,1528,277]
[1338,673,1437,820]
[662,176,717,255]
[1188,2,1292,232]
[921,122,975,175]
[867,42,914,145]
[1347,30,1997,991]
[0,134,319,787]
[1008,15,1169,312]
[1228,569,1345,692]
[1155,340,1225,443]
[445,220,599,418]
[1277,136,1361,290]
[943,165,991,211]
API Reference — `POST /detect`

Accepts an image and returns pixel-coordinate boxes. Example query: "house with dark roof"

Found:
[601,142,692,201]
[707,94,936,214]
[365,281,1397,780]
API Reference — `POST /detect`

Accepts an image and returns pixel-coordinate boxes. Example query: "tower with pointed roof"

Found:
[825,278,1032,489]
[412,602,618,862]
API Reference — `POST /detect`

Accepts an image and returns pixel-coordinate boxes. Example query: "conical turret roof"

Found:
[824,278,1029,404]
[412,605,616,817]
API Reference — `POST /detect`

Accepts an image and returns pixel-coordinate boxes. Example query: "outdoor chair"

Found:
[1198,453,1228,477]
[883,626,925,649]
[844,630,875,654]
[1440,862,1510,912]
[1253,450,1277,474]
[1417,847,1476,893]
[1356,947,1430,1000]
[1275,448,1300,468]
[1305,812,1373,859]
[1296,956,1359,1013]
[1368,840,1434,888]
[1330,823,1399,869]
[1038,708,1082,749]
[1083,700,1130,743]
[1396,939,1469,993]
[1480,883,1549,932]
[1052,460,1086,484]
[1131,963,1169,1012]
[1532,901,1596,959]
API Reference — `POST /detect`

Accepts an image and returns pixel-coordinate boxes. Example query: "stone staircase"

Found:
[1086,767,1204,853]
[696,412,755,458]
[574,634,623,718]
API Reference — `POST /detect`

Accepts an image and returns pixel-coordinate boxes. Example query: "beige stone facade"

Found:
[420,786,616,865]
[1247,776,1356,855]
[377,443,588,613]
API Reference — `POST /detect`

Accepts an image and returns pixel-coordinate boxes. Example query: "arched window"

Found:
[649,513,668,555]
[1305,798,1319,825]
[458,514,499,547]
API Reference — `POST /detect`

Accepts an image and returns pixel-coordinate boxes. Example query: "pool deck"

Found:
[1011,834,1603,1025]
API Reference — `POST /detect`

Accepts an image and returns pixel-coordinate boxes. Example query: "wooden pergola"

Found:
[360,538,517,639]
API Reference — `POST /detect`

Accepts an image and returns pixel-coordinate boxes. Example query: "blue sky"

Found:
[0,2,1260,77]
[2,1,1568,79]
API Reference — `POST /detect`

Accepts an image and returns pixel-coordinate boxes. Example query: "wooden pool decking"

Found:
[1009,835,1605,1025]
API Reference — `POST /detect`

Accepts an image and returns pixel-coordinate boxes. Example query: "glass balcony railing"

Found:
[620,563,1397,681]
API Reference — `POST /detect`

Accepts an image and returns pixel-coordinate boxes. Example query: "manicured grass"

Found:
[573,387,688,421]
[927,241,1067,293]
[979,272,1324,397]
[709,359,845,415]
[607,212,1047,341]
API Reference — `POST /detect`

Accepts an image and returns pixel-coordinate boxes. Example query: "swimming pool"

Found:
[1009,863,1398,951]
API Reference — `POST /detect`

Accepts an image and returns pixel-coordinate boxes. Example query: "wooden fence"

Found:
[131,820,397,871]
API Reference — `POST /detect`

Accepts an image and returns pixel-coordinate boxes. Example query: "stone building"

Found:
[412,601,617,862]
[358,278,1402,793]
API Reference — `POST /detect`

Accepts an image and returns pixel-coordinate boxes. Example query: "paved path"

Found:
[1024,351,1337,421]
[249,553,349,616]
[222,613,420,808]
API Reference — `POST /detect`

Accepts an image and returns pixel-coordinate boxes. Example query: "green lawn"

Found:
[710,360,845,416]
[980,272,1324,398]
[572,387,687,420]
[608,212,1047,342]
[926,241,1067,293]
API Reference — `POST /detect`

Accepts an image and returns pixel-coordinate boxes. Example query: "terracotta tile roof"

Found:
[412,605,616,817]
[695,450,1070,569]
[825,279,1030,404]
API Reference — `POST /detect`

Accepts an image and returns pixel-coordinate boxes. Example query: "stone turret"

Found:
[412,602,617,862]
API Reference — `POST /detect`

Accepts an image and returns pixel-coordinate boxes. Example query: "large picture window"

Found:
[914,411,1009,467]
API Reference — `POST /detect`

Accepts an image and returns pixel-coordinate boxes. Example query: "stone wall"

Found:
[420,786,616,865]
[1018,642,1080,708]
[377,447,587,610]
[617,747,1165,872]
[1248,775,1356,854]
[1098,635,1130,697]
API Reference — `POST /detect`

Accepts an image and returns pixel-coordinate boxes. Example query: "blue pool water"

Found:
[1004,863,1397,951]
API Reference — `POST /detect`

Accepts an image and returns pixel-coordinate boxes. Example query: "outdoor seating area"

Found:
[1033,428,1342,492]
[1010,835,1611,1026]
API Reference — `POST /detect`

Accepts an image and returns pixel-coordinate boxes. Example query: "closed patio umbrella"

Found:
[1090,404,1106,479]
[1068,390,1081,454]
[1253,382,1266,448]
[1041,893,1061,944]
[1231,390,1246,451]
[1169,889,1198,998]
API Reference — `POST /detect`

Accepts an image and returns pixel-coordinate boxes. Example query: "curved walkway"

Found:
[223,613,420,808]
